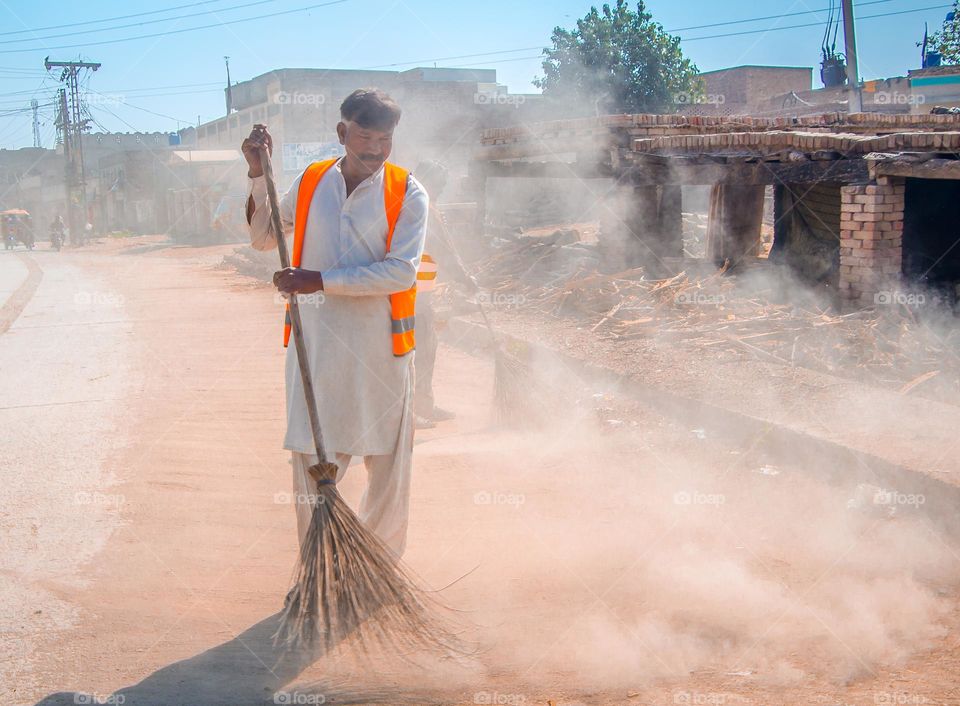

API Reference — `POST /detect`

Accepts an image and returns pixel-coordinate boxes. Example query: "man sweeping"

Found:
[242,88,428,558]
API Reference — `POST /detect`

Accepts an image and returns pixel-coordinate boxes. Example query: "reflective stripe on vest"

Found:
[417,253,437,292]
[283,159,417,357]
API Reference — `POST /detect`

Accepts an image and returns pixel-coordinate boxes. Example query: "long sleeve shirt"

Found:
[247,158,429,455]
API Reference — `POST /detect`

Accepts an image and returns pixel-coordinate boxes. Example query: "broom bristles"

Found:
[494,347,554,427]
[273,480,463,656]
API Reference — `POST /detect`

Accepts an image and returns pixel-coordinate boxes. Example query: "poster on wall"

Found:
[281,142,343,173]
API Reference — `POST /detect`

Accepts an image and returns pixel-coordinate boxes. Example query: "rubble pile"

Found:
[464,231,959,398]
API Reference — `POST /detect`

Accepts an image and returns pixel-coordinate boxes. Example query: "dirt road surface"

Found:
[4,238,960,706]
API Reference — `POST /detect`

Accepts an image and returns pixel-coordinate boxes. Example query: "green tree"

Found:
[534,0,701,115]
[929,2,960,64]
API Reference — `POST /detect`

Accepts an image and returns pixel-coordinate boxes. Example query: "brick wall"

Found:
[700,66,813,112]
[838,178,905,305]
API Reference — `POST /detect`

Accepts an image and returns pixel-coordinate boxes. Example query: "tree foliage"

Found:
[534,0,701,115]
[929,2,960,64]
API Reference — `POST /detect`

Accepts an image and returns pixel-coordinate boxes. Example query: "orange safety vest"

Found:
[417,253,437,292]
[283,159,417,356]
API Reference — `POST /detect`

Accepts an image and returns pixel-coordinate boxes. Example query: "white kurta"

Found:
[247,159,428,456]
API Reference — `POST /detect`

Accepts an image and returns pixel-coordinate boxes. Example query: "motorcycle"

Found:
[3,232,15,250]
[50,227,64,251]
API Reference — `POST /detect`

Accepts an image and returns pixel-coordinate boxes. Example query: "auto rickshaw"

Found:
[1,209,34,250]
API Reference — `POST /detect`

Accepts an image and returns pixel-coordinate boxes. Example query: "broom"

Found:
[258,144,459,655]
[429,205,548,426]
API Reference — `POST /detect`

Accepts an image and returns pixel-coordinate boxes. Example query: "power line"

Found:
[0,82,223,109]
[0,65,48,73]
[0,0,234,38]
[0,0,351,54]
[365,46,545,70]
[89,81,223,94]
[87,89,193,126]
[89,87,224,100]
[0,105,52,117]
[413,2,953,70]
[447,55,544,69]
[364,1,942,71]
[666,0,896,32]
[0,85,66,97]
[681,3,951,41]
[0,0,277,46]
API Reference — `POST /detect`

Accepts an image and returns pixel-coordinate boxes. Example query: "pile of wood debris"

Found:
[460,230,959,399]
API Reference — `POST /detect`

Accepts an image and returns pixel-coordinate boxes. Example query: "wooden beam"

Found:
[868,156,960,181]
[473,156,867,185]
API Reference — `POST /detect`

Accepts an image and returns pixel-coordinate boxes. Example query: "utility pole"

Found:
[224,56,233,115]
[54,88,73,230]
[45,57,100,245]
[841,0,862,113]
[31,99,41,148]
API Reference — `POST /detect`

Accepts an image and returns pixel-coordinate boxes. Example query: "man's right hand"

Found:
[241,123,272,178]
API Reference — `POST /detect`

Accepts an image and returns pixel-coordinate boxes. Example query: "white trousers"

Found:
[290,417,414,558]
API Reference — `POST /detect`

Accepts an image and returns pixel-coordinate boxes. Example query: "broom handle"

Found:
[259,148,330,465]
[429,204,499,347]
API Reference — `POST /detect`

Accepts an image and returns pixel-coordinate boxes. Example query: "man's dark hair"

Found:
[340,88,402,130]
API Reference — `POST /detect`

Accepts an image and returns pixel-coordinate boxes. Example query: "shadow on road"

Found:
[32,611,427,706]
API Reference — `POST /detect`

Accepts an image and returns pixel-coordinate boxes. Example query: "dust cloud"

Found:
[433,411,957,690]
[259,113,960,701]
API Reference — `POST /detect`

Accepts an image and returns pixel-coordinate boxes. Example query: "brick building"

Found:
[687,62,960,119]
[695,65,813,115]
[472,113,960,310]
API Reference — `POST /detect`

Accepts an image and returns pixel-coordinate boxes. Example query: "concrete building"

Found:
[181,66,543,193]
[0,147,66,237]
[93,146,244,240]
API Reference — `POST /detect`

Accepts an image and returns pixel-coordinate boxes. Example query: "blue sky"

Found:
[0,0,950,148]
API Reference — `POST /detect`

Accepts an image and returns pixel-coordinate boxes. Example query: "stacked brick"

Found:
[839,177,905,306]
[631,130,960,156]
[478,112,960,147]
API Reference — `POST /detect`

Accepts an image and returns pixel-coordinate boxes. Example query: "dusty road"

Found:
[4,238,960,706]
